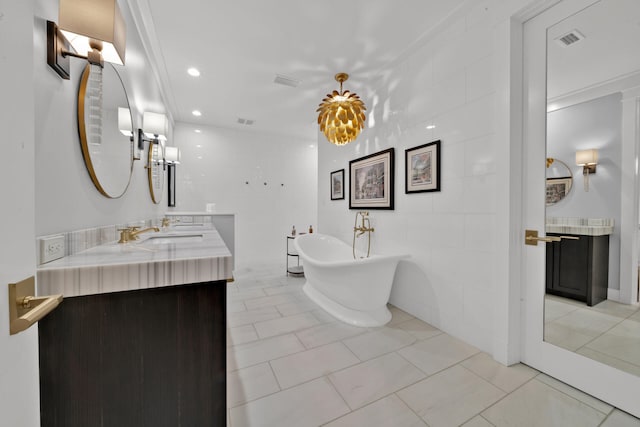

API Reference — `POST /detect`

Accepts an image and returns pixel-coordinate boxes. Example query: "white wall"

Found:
[0,0,40,425]
[547,93,622,291]
[172,123,317,270]
[34,0,170,236]
[317,1,529,356]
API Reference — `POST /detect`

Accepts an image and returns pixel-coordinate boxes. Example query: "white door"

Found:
[0,0,41,425]
[521,0,640,417]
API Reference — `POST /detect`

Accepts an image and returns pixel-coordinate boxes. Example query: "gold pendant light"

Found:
[317,73,366,146]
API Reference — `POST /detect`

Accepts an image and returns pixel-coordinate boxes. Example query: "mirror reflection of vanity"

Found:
[543,0,640,378]
[78,63,134,198]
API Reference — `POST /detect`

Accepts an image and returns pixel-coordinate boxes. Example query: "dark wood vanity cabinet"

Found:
[38,281,226,427]
[545,233,609,306]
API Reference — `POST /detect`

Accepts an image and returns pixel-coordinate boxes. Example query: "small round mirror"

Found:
[148,143,164,204]
[78,63,134,198]
[545,157,573,205]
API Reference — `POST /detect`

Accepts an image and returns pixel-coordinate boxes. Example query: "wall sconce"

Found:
[164,146,181,165]
[47,0,126,80]
[139,112,169,170]
[576,149,598,191]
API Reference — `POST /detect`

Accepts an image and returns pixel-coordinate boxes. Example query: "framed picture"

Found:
[349,148,394,210]
[546,177,571,205]
[405,140,441,193]
[330,169,345,200]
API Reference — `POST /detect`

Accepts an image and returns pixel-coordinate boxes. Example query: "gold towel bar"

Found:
[8,276,63,335]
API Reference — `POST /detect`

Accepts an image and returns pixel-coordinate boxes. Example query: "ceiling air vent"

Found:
[274,74,301,88]
[237,118,254,125]
[555,29,585,47]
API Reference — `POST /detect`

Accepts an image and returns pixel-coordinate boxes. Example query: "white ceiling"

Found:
[547,0,640,102]
[126,0,469,140]
[126,0,640,141]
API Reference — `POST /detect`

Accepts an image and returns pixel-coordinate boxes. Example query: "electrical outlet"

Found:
[40,235,65,264]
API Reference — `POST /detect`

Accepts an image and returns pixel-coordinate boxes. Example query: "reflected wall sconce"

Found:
[47,0,126,80]
[139,112,169,169]
[317,73,366,146]
[164,146,181,165]
[118,107,133,136]
[576,149,598,191]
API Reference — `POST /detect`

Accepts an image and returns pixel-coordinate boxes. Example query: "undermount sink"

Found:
[141,233,204,245]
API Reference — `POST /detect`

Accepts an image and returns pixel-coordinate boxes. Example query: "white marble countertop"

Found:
[165,211,235,216]
[545,217,614,236]
[545,224,614,236]
[37,226,233,298]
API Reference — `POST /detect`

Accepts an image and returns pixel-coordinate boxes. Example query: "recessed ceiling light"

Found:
[194,129,201,133]
[196,144,202,148]
[192,110,202,117]
[309,145,315,148]
[187,67,200,77]
[426,124,436,129]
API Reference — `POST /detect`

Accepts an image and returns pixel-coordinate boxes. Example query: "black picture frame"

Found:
[349,148,394,210]
[405,140,441,193]
[167,164,176,207]
[330,169,345,200]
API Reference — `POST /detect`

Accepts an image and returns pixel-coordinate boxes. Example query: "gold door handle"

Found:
[525,229,561,246]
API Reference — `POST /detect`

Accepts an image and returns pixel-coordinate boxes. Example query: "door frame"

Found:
[518,0,640,416]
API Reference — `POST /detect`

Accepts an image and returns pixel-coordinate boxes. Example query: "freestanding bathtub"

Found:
[294,233,409,327]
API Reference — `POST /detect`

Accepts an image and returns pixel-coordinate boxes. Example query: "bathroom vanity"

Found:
[36,226,232,427]
[545,218,613,306]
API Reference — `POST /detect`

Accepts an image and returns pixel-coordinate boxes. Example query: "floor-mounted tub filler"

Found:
[294,233,409,327]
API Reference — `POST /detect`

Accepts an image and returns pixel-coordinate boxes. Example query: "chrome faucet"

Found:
[353,211,374,258]
[118,226,160,243]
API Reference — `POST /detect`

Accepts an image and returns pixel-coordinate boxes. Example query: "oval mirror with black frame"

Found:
[147,142,164,204]
[78,63,134,198]
[545,157,572,205]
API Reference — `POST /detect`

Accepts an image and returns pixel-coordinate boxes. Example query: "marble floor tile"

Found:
[481,378,607,427]
[536,373,612,414]
[227,324,258,347]
[229,377,350,427]
[601,409,640,426]
[552,309,622,338]
[343,327,416,361]
[543,321,594,352]
[584,320,640,367]
[227,333,305,371]
[398,334,480,376]
[226,363,280,408]
[329,352,426,410]
[461,415,495,427]
[576,347,640,377]
[227,306,281,328]
[253,312,320,339]
[227,288,267,303]
[544,298,580,323]
[270,342,360,389]
[263,285,305,296]
[461,352,538,393]
[311,308,339,324]
[324,394,427,427]
[388,305,415,325]
[629,310,640,323]
[275,299,319,316]
[227,301,247,314]
[243,293,301,310]
[295,321,368,349]
[392,318,443,341]
[591,300,640,319]
[397,364,505,427]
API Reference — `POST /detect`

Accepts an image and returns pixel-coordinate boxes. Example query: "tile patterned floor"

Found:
[227,267,640,426]
[544,295,640,376]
